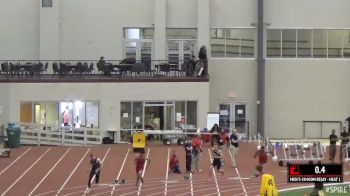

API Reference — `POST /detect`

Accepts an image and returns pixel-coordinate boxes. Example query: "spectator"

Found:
[340,126,349,163]
[218,128,229,158]
[169,150,181,174]
[192,134,203,172]
[329,129,338,163]
[197,45,207,76]
[184,138,193,173]
[187,55,197,76]
[229,129,239,168]
[210,124,220,146]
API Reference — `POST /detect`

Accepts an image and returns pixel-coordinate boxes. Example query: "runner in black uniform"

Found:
[87,154,102,193]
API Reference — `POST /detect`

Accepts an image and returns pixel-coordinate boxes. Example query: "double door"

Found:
[217,102,247,134]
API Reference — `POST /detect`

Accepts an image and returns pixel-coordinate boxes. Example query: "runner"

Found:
[253,146,267,177]
[87,154,102,194]
[209,144,224,177]
[135,151,151,186]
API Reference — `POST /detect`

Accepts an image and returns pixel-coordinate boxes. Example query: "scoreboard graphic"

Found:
[288,164,343,183]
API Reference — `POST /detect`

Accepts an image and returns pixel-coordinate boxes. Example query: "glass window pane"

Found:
[183,41,195,62]
[328,30,344,58]
[20,102,33,123]
[166,28,197,39]
[168,41,179,64]
[313,30,327,58]
[241,29,255,57]
[266,29,281,58]
[142,28,154,39]
[46,102,58,128]
[343,30,350,58]
[175,101,186,129]
[125,42,137,59]
[72,101,85,128]
[124,28,140,39]
[211,28,225,57]
[226,29,240,57]
[132,102,143,130]
[86,101,99,128]
[140,42,152,65]
[33,102,46,124]
[282,29,296,57]
[121,102,131,129]
[186,101,197,128]
[59,102,73,127]
[297,29,312,58]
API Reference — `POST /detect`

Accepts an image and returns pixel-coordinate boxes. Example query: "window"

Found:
[266,29,281,58]
[211,28,255,58]
[297,29,312,58]
[282,29,296,57]
[20,101,99,128]
[167,29,197,65]
[267,28,350,59]
[123,28,154,63]
[313,30,327,58]
[42,0,52,8]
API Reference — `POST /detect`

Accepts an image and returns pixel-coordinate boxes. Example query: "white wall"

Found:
[59,0,154,60]
[0,0,39,59]
[166,0,197,27]
[265,0,350,28]
[208,59,257,136]
[0,84,10,131]
[6,82,209,131]
[210,0,257,27]
[265,60,350,138]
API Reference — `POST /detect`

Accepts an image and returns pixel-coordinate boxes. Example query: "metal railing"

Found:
[19,123,103,146]
[0,59,208,81]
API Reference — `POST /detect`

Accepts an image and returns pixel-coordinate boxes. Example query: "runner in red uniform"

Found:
[135,152,151,186]
[253,146,267,177]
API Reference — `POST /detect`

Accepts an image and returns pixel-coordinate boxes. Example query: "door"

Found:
[217,102,247,134]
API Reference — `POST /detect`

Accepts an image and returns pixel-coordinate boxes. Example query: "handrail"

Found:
[19,122,104,146]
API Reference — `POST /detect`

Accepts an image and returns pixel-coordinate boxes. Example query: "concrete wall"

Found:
[210,0,257,27]
[0,0,39,59]
[265,60,350,138]
[208,59,257,136]
[6,82,209,131]
[265,0,350,28]
[167,0,197,27]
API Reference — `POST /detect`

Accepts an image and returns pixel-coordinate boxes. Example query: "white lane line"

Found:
[56,148,91,195]
[28,148,71,196]
[1,148,51,196]
[164,148,170,195]
[190,172,194,196]
[109,148,130,196]
[227,149,247,196]
[82,148,111,195]
[137,148,151,196]
[208,148,221,196]
[0,148,32,175]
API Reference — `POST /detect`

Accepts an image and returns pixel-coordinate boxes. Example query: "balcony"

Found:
[0,59,209,83]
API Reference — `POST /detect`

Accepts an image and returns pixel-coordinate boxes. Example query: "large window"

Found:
[267,28,350,58]
[123,28,154,63]
[211,28,255,58]
[167,28,197,65]
[20,101,99,129]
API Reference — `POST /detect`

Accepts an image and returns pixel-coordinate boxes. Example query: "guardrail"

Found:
[19,123,103,146]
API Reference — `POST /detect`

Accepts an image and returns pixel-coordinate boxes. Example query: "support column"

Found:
[39,0,61,60]
[257,0,265,138]
[154,0,166,60]
[197,0,210,52]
